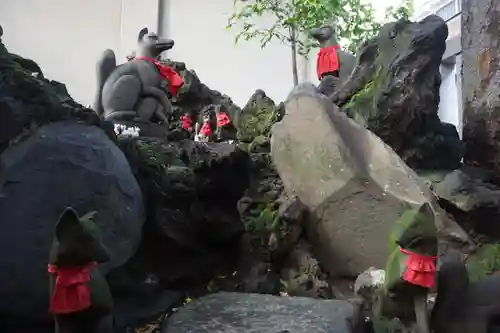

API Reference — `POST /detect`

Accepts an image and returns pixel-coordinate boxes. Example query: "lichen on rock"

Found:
[332,16,463,171]
[235,89,284,143]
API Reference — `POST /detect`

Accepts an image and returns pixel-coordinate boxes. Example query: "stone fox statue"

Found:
[309,20,356,84]
[93,27,183,125]
[48,207,114,333]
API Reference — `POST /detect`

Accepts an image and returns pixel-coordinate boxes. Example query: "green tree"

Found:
[227,0,413,86]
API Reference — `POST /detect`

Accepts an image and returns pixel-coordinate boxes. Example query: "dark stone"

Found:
[280,240,332,299]
[114,289,183,332]
[318,75,341,96]
[431,260,500,333]
[236,89,283,142]
[0,122,144,326]
[331,16,463,170]
[162,292,364,333]
[237,261,281,294]
[435,168,500,240]
[9,53,44,77]
[119,138,250,286]
[462,0,500,178]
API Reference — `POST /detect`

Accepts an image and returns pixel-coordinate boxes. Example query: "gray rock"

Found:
[0,122,144,325]
[462,0,500,174]
[270,91,470,277]
[162,292,363,333]
[435,168,500,239]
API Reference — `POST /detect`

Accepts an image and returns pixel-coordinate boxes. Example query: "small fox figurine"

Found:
[48,207,114,333]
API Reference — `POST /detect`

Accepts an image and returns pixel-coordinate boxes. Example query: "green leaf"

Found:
[227,0,414,70]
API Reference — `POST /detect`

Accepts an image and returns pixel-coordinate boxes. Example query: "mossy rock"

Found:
[467,243,500,282]
[236,90,281,142]
[245,203,282,236]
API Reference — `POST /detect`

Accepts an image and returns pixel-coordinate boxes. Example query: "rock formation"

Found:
[462,0,500,180]
[162,292,363,333]
[270,89,468,277]
[4,8,500,332]
[118,138,249,285]
[331,15,462,170]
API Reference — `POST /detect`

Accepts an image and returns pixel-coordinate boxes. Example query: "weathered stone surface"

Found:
[462,0,500,178]
[0,122,144,326]
[435,168,500,240]
[119,138,250,285]
[162,292,363,333]
[331,16,462,170]
[235,89,284,143]
[270,91,468,277]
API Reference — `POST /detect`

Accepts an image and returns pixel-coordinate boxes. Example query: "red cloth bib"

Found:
[216,112,231,127]
[180,114,193,131]
[47,262,96,314]
[200,121,212,137]
[134,56,184,96]
[316,45,341,79]
[400,247,437,288]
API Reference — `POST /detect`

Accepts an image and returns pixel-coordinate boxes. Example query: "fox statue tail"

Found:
[93,49,116,117]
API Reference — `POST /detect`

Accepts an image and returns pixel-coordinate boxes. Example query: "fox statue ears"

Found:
[55,207,82,241]
[138,27,149,43]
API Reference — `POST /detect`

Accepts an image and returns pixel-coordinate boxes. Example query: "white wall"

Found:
[0,0,314,107]
[439,63,462,137]
[162,0,304,106]
[0,0,159,106]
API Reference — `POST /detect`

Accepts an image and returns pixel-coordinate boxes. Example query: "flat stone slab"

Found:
[162,292,362,333]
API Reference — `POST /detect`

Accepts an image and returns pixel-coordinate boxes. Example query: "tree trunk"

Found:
[290,25,299,86]
[462,0,500,173]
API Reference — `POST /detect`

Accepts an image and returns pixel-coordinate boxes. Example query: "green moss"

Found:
[342,66,387,124]
[136,141,167,170]
[247,135,269,153]
[245,203,284,236]
[467,243,500,282]
[343,80,376,112]
[237,103,280,142]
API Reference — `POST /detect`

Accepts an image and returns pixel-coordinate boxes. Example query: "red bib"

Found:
[135,56,184,96]
[47,262,96,314]
[216,112,231,127]
[316,45,341,79]
[400,248,437,288]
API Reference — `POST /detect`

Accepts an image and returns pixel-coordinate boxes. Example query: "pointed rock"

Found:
[270,91,470,276]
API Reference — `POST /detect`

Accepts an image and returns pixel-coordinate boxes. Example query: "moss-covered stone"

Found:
[332,17,462,171]
[467,243,500,282]
[245,203,282,236]
[236,90,282,142]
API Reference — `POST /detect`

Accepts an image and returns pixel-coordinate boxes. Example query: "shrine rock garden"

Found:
[1,13,500,333]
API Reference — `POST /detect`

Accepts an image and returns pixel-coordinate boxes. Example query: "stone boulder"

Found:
[435,168,500,240]
[270,90,469,277]
[162,292,364,333]
[331,16,462,170]
[235,89,285,143]
[0,122,144,327]
[462,0,500,180]
[119,138,250,285]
